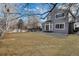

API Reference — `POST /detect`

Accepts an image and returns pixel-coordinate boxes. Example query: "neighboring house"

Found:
[42,8,75,34]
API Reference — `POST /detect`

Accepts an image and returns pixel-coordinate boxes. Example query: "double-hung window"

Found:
[55,23,65,30]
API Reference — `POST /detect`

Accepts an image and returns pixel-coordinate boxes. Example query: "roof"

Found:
[42,20,52,24]
[45,20,52,22]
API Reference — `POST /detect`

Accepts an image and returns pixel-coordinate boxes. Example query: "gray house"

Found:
[42,8,75,34]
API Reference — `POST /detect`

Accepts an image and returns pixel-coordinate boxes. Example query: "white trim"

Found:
[45,23,50,31]
[55,13,65,19]
[45,23,49,31]
[55,22,65,30]
[49,22,50,31]
[50,23,53,31]
[45,22,53,31]
[45,22,51,31]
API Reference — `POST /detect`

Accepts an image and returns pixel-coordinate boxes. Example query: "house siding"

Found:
[54,21,69,34]
[42,9,69,34]
[42,23,46,31]
[52,9,69,34]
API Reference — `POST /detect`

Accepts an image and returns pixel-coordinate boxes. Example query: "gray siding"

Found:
[43,9,69,34]
[52,9,69,34]
[42,23,45,31]
[53,19,69,34]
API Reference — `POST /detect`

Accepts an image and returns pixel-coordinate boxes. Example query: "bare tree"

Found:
[17,19,24,32]
[27,15,41,32]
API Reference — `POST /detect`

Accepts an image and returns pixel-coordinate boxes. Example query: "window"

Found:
[60,24,64,28]
[56,13,64,18]
[46,24,49,31]
[45,23,50,31]
[56,24,60,28]
[55,23,65,30]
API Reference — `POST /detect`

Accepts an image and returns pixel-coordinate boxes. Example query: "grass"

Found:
[0,32,79,56]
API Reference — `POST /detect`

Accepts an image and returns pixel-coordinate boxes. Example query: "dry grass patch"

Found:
[0,32,79,55]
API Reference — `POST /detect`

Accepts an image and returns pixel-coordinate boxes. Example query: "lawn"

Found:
[0,32,79,56]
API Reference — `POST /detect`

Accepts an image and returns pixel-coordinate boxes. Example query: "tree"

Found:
[27,15,41,32]
[17,19,24,32]
[0,19,6,37]
[40,3,79,20]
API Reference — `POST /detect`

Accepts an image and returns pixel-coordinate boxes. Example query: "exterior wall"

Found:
[43,9,69,34]
[42,23,46,31]
[53,9,69,34]
[50,23,53,31]
[53,18,69,34]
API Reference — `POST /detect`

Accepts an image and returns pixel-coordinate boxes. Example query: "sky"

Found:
[0,3,54,21]
[16,3,53,22]
[0,3,79,23]
[0,3,54,23]
[13,3,79,22]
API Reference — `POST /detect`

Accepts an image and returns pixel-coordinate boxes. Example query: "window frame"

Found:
[55,13,65,19]
[55,23,65,30]
[45,22,53,31]
[45,23,50,31]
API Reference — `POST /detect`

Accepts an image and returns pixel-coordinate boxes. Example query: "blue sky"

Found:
[0,3,54,22]
[17,3,54,22]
